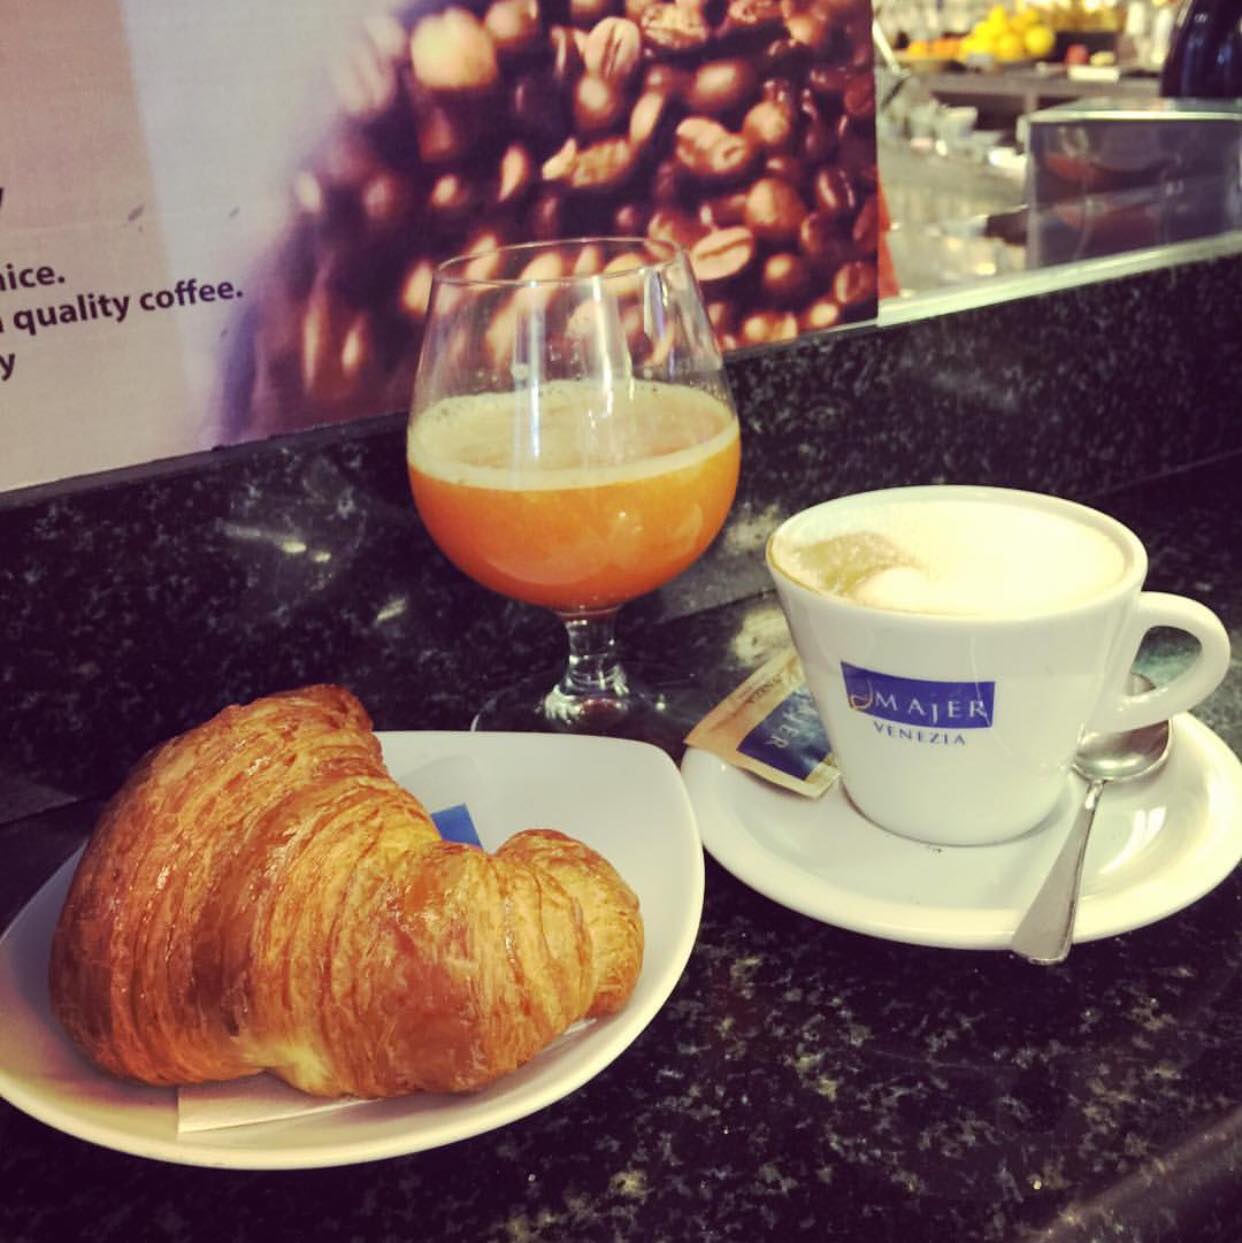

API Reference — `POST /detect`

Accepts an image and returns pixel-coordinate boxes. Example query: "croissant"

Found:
[49,685,643,1098]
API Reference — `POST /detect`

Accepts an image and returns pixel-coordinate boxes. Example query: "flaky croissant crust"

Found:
[49,685,643,1098]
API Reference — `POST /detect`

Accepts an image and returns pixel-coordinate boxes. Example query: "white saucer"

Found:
[681,714,1242,950]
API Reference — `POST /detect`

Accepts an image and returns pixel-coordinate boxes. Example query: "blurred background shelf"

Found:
[912,68,1159,118]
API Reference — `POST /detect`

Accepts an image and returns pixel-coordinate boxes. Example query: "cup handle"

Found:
[1087,592,1231,735]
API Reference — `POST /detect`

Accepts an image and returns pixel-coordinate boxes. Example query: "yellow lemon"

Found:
[996,31,1027,58]
[1024,23,1056,55]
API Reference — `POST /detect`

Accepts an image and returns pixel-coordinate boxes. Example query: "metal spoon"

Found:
[1010,676,1171,965]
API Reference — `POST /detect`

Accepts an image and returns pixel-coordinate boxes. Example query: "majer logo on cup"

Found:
[767,485,1231,846]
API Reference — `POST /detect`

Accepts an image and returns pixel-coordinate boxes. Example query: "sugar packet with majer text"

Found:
[685,647,838,797]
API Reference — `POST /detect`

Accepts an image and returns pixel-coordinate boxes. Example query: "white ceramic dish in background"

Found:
[0,732,703,1169]
[683,714,1242,950]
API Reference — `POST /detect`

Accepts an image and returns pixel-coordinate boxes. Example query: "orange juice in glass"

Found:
[407,239,740,743]
[408,379,740,613]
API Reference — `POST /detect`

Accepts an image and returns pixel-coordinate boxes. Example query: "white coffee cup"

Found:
[767,485,1231,846]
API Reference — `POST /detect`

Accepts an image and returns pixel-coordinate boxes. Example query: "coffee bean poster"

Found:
[0,0,879,493]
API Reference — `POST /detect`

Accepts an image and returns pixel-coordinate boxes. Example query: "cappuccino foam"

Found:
[772,498,1128,617]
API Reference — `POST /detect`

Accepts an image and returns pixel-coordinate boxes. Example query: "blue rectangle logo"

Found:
[841,662,994,729]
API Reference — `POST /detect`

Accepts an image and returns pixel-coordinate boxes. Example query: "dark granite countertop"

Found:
[2,255,1241,1242]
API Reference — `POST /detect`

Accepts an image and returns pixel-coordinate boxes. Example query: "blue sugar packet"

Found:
[431,803,482,847]
[685,647,838,797]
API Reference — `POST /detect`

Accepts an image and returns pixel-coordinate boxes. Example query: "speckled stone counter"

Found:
[2,253,1241,1242]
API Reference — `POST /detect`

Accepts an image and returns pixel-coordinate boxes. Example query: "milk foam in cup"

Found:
[766,485,1231,846]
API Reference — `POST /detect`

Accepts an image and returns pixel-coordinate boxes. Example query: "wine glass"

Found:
[407,237,740,747]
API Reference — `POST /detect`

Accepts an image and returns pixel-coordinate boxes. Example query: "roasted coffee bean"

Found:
[764,152,807,184]
[583,16,642,83]
[542,136,579,181]
[336,313,379,390]
[573,242,607,274]
[512,73,570,147]
[360,172,412,232]
[613,200,650,234]
[292,171,329,222]
[843,75,875,122]
[410,10,499,93]
[848,25,874,69]
[651,156,690,205]
[799,295,842,332]
[763,76,797,106]
[837,129,875,174]
[744,176,806,242]
[461,228,513,279]
[675,116,725,166]
[400,259,437,321]
[851,195,878,253]
[700,132,759,183]
[604,250,648,274]
[689,226,756,283]
[833,258,876,307]
[520,250,569,282]
[785,11,828,51]
[416,101,474,164]
[807,64,848,99]
[549,25,585,84]
[675,117,759,185]
[798,210,853,267]
[705,299,737,332]
[528,189,567,238]
[640,3,710,53]
[484,0,542,56]
[688,59,759,117]
[643,63,693,98]
[760,251,811,305]
[647,206,708,250]
[301,283,356,401]
[722,0,784,33]
[496,141,535,206]
[813,166,858,223]
[698,190,749,228]
[483,303,519,368]
[739,309,797,344]
[571,0,617,27]
[428,171,478,219]
[855,162,879,192]
[460,248,507,282]
[628,90,670,149]
[568,136,637,191]
[801,117,838,163]
[760,36,808,76]
[574,75,627,135]
[742,98,795,151]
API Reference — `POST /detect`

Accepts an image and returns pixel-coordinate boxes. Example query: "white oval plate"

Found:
[682,714,1242,949]
[0,732,703,1168]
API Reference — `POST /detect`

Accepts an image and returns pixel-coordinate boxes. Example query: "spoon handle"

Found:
[1010,779,1105,965]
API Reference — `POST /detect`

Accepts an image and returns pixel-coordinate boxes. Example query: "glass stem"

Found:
[555,610,629,704]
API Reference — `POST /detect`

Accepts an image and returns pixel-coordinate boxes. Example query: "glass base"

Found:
[470,661,705,760]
